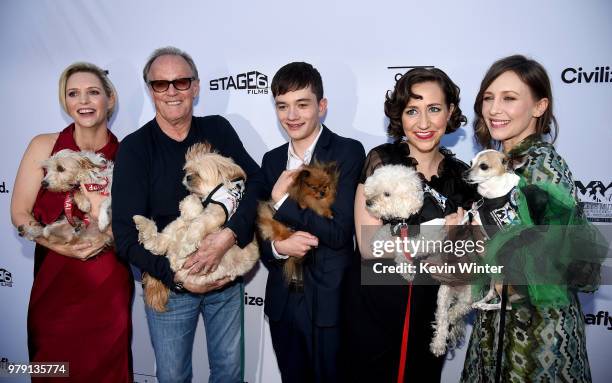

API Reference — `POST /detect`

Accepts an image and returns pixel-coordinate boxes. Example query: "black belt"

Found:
[288,280,304,293]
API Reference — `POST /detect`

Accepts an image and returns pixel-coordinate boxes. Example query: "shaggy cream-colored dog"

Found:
[133,142,259,312]
[363,164,471,357]
[363,164,426,280]
[18,149,113,245]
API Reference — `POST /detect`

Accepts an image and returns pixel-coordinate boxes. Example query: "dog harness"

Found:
[63,192,89,228]
[82,176,110,196]
[200,177,245,224]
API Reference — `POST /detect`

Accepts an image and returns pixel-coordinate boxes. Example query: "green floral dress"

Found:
[461,138,597,383]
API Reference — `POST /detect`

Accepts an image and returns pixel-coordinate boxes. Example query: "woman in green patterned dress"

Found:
[461,55,598,382]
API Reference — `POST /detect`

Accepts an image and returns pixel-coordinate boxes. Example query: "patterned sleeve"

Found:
[359,148,384,184]
[521,144,576,198]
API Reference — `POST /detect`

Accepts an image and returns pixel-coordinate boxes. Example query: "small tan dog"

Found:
[133,142,259,312]
[257,161,338,283]
[464,149,522,311]
[18,149,113,245]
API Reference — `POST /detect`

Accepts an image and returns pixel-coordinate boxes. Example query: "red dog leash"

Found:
[397,224,413,383]
[63,192,90,228]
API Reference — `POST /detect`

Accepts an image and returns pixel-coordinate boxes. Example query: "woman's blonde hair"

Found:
[58,62,117,119]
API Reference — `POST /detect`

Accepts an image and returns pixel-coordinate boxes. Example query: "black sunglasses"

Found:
[148,77,195,93]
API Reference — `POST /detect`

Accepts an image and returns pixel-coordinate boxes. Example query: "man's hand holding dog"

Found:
[181,276,233,294]
[274,231,318,258]
[271,169,300,204]
[183,227,236,275]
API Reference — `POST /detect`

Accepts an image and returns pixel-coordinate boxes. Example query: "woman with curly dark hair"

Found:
[342,67,476,382]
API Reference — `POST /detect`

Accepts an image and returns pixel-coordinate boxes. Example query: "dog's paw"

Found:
[133,215,157,242]
[98,200,111,231]
[75,192,92,213]
[19,223,43,241]
[430,339,447,357]
[98,213,109,232]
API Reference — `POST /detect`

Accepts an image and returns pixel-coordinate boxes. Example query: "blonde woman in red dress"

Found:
[11,62,132,382]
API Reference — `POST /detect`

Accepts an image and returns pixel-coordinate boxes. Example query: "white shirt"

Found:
[271,125,323,259]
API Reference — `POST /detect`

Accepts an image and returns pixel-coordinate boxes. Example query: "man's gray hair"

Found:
[142,46,199,83]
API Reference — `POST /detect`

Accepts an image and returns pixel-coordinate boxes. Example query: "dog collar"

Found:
[82,177,110,196]
[200,178,245,225]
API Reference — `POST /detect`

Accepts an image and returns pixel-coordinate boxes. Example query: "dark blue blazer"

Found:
[259,126,365,326]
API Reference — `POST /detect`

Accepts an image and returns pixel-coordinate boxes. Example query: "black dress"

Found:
[342,142,476,383]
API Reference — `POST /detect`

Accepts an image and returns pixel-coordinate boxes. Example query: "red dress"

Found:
[28,124,133,382]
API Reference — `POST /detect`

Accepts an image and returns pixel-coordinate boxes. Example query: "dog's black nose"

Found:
[366,200,373,207]
[41,180,49,188]
[319,191,325,198]
[185,175,192,183]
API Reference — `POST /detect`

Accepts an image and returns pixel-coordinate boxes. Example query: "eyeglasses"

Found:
[148,77,195,93]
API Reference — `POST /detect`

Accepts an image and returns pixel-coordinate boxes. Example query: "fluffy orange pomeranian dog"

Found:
[258,161,338,283]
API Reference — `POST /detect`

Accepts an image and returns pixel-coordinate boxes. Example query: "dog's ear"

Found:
[325,162,339,182]
[297,169,311,184]
[216,156,246,183]
[78,157,96,171]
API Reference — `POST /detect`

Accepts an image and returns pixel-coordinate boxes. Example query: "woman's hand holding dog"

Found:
[444,207,465,227]
[274,231,319,258]
[41,237,107,261]
[183,228,237,275]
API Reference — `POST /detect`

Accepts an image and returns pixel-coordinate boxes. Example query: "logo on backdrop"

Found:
[209,71,269,95]
[561,66,612,84]
[0,268,12,287]
[244,291,264,307]
[584,311,612,330]
[388,65,435,83]
[575,180,612,222]
[0,181,9,194]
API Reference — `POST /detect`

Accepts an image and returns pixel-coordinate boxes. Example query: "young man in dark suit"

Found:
[259,62,365,382]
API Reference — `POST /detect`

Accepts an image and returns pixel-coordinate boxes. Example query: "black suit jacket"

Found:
[259,126,365,326]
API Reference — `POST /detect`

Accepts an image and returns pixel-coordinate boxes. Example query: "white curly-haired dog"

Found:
[363,164,472,357]
[133,142,259,312]
[18,149,113,245]
[363,164,427,280]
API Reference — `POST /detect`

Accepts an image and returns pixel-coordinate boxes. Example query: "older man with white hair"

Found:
[113,46,263,383]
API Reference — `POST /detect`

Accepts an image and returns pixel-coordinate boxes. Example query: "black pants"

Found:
[269,290,340,383]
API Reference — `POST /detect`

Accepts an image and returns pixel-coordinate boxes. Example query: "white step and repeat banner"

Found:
[1,1,611,382]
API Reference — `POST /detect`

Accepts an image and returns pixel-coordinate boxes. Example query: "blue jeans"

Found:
[145,281,243,383]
